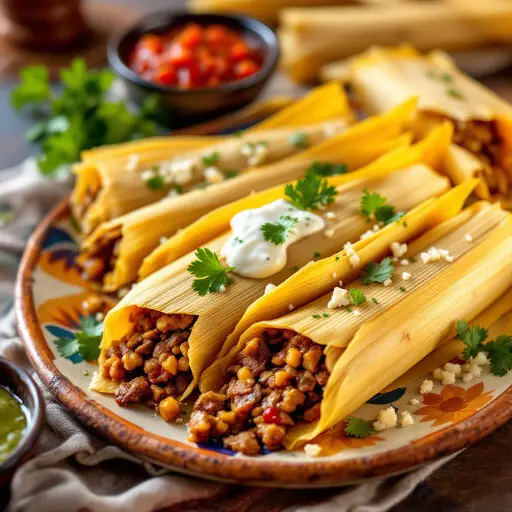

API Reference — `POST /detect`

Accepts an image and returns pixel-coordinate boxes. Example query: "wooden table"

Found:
[2,1,512,510]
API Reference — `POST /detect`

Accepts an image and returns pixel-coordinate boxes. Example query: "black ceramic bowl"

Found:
[108,12,280,128]
[0,357,44,499]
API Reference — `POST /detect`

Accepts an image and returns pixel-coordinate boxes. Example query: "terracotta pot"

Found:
[0,0,88,48]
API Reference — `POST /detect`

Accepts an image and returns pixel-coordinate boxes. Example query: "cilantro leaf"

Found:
[307,161,348,177]
[261,215,298,245]
[344,416,376,438]
[361,258,394,285]
[10,65,51,110]
[349,288,367,306]
[54,315,103,361]
[455,319,469,341]
[460,323,487,360]
[188,248,234,296]
[202,151,220,166]
[375,206,404,226]
[285,172,337,211]
[486,335,512,377]
[146,174,166,191]
[360,190,387,219]
[289,131,310,148]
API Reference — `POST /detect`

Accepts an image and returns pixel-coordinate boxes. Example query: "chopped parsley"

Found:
[335,256,340,262]
[446,88,464,100]
[285,172,337,211]
[360,190,404,225]
[314,251,321,258]
[187,248,234,296]
[322,312,329,318]
[399,286,406,292]
[307,161,348,177]
[290,265,299,273]
[202,151,220,167]
[361,258,394,285]
[234,237,244,244]
[349,288,367,306]
[344,416,376,438]
[233,130,243,138]
[371,297,378,304]
[456,319,512,376]
[261,215,298,245]
[145,174,166,191]
[225,170,239,179]
[345,306,353,313]
[312,314,321,319]
[408,256,416,263]
[54,315,103,361]
[289,131,310,148]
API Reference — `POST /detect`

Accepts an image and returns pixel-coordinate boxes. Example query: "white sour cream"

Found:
[221,199,325,279]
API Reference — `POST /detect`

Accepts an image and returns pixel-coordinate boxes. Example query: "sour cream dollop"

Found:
[221,199,325,279]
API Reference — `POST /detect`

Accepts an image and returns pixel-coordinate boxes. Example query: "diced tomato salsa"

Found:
[128,23,264,89]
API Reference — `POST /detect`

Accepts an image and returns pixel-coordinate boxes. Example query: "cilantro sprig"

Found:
[361,258,394,285]
[349,288,367,306]
[456,319,512,376]
[360,190,404,225]
[307,160,348,177]
[344,416,376,438]
[285,171,337,211]
[11,59,158,175]
[188,248,234,296]
[54,315,103,361]
[261,215,298,245]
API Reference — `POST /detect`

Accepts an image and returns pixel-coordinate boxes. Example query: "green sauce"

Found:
[0,386,27,463]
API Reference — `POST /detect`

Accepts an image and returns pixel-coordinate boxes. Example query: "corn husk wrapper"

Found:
[139,99,428,279]
[72,83,353,234]
[280,1,512,83]
[83,99,418,292]
[200,178,476,391]
[90,156,450,398]
[385,287,512,391]
[219,198,511,448]
[349,45,512,201]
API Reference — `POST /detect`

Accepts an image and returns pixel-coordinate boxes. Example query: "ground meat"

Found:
[230,384,263,416]
[223,431,261,455]
[296,370,316,393]
[144,358,170,384]
[227,377,254,397]
[256,423,286,450]
[231,339,271,376]
[115,376,151,406]
[188,411,216,444]
[194,392,227,415]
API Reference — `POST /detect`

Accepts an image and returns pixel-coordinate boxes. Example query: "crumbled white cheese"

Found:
[383,278,392,287]
[400,411,414,427]
[420,247,453,264]
[401,272,411,281]
[160,236,168,244]
[464,233,473,243]
[264,283,276,295]
[390,241,408,258]
[469,364,482,377]
[443,362,462,375]
[327,287,350,309]
[373,420,387,432]
[420,380,434,394]
[400,259,409,266]
[375,406,397,429]
[304,443,322,457]
[324,229,334,238]
[462,372,474,383]
[441,370,456,385]
[360,229,374,240]
[125,154,140,171]
[288,304,295,311]
[332,272,337,279]
[141,169,156,182]
[242,142,268,167]
[344,242,361,267]
[169,159,195,185]
[218,284,226,292]
[349,254,360,268]
[325,211,336,219]
[433,368,444,381]
[409,398,420,406]
[472,351,489,366]
[167,189,180,198]
[204,166,224,184]
[373,224,381,232]
[353,310,361,316]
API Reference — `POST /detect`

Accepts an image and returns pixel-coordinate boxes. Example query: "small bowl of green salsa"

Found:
[0,357,44,496]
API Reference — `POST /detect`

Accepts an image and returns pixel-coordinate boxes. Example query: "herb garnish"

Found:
[307,161,348,177]
[314,251,321,258]
[349,288,367,306]
[289,131,310,148]
[456,319,512,376]
[285,172,337,211]
[261,215,298,245]
[371,297,379,304]
[11,59,157,175]
[361,258,394,285]
[146,174,166,191]
[360,190,404,225]
[188,248,234,296]
[202,151,220,167]
[344,416,376,438]
[54,315,103,361]
[446,88,464,100]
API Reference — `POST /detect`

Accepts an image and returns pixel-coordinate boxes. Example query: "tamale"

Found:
[78,99,417,292]
[71,82,353,234]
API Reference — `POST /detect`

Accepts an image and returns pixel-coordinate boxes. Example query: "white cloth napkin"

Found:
[0,159,455,512]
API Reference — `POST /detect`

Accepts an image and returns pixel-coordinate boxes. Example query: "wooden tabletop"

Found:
[2,0,512,509]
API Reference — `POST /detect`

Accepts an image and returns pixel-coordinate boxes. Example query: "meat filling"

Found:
[103,308,196,422]
[76,235,121,285]
[188,329,329,455]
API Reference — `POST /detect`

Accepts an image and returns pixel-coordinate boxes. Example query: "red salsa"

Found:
[129,23,264,89]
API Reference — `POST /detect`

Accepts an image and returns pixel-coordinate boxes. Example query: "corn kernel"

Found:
[122,351,143,371]
[158,397,180,422]
[286,347,302,368]
[218,411,236,424]
[172,345,181,355]
[178,356,190,372]
[243,338,259,357]
[274,370,291,387]
[180,342,189,357]
[237,366,254,383]
[303,349,322,372]
[161,354,178,375]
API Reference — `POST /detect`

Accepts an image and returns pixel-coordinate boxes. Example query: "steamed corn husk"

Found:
[348,45,512,202]
[385,288,512,391]
[200,179,477,391]
[139,100,430,279]
[279,0,512,83]
[220,199,511,448]
[90,153,451,399]
[72,83,353,234]
[81,99,417,292]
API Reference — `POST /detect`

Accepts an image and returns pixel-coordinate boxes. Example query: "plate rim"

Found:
[15,197,512,487]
